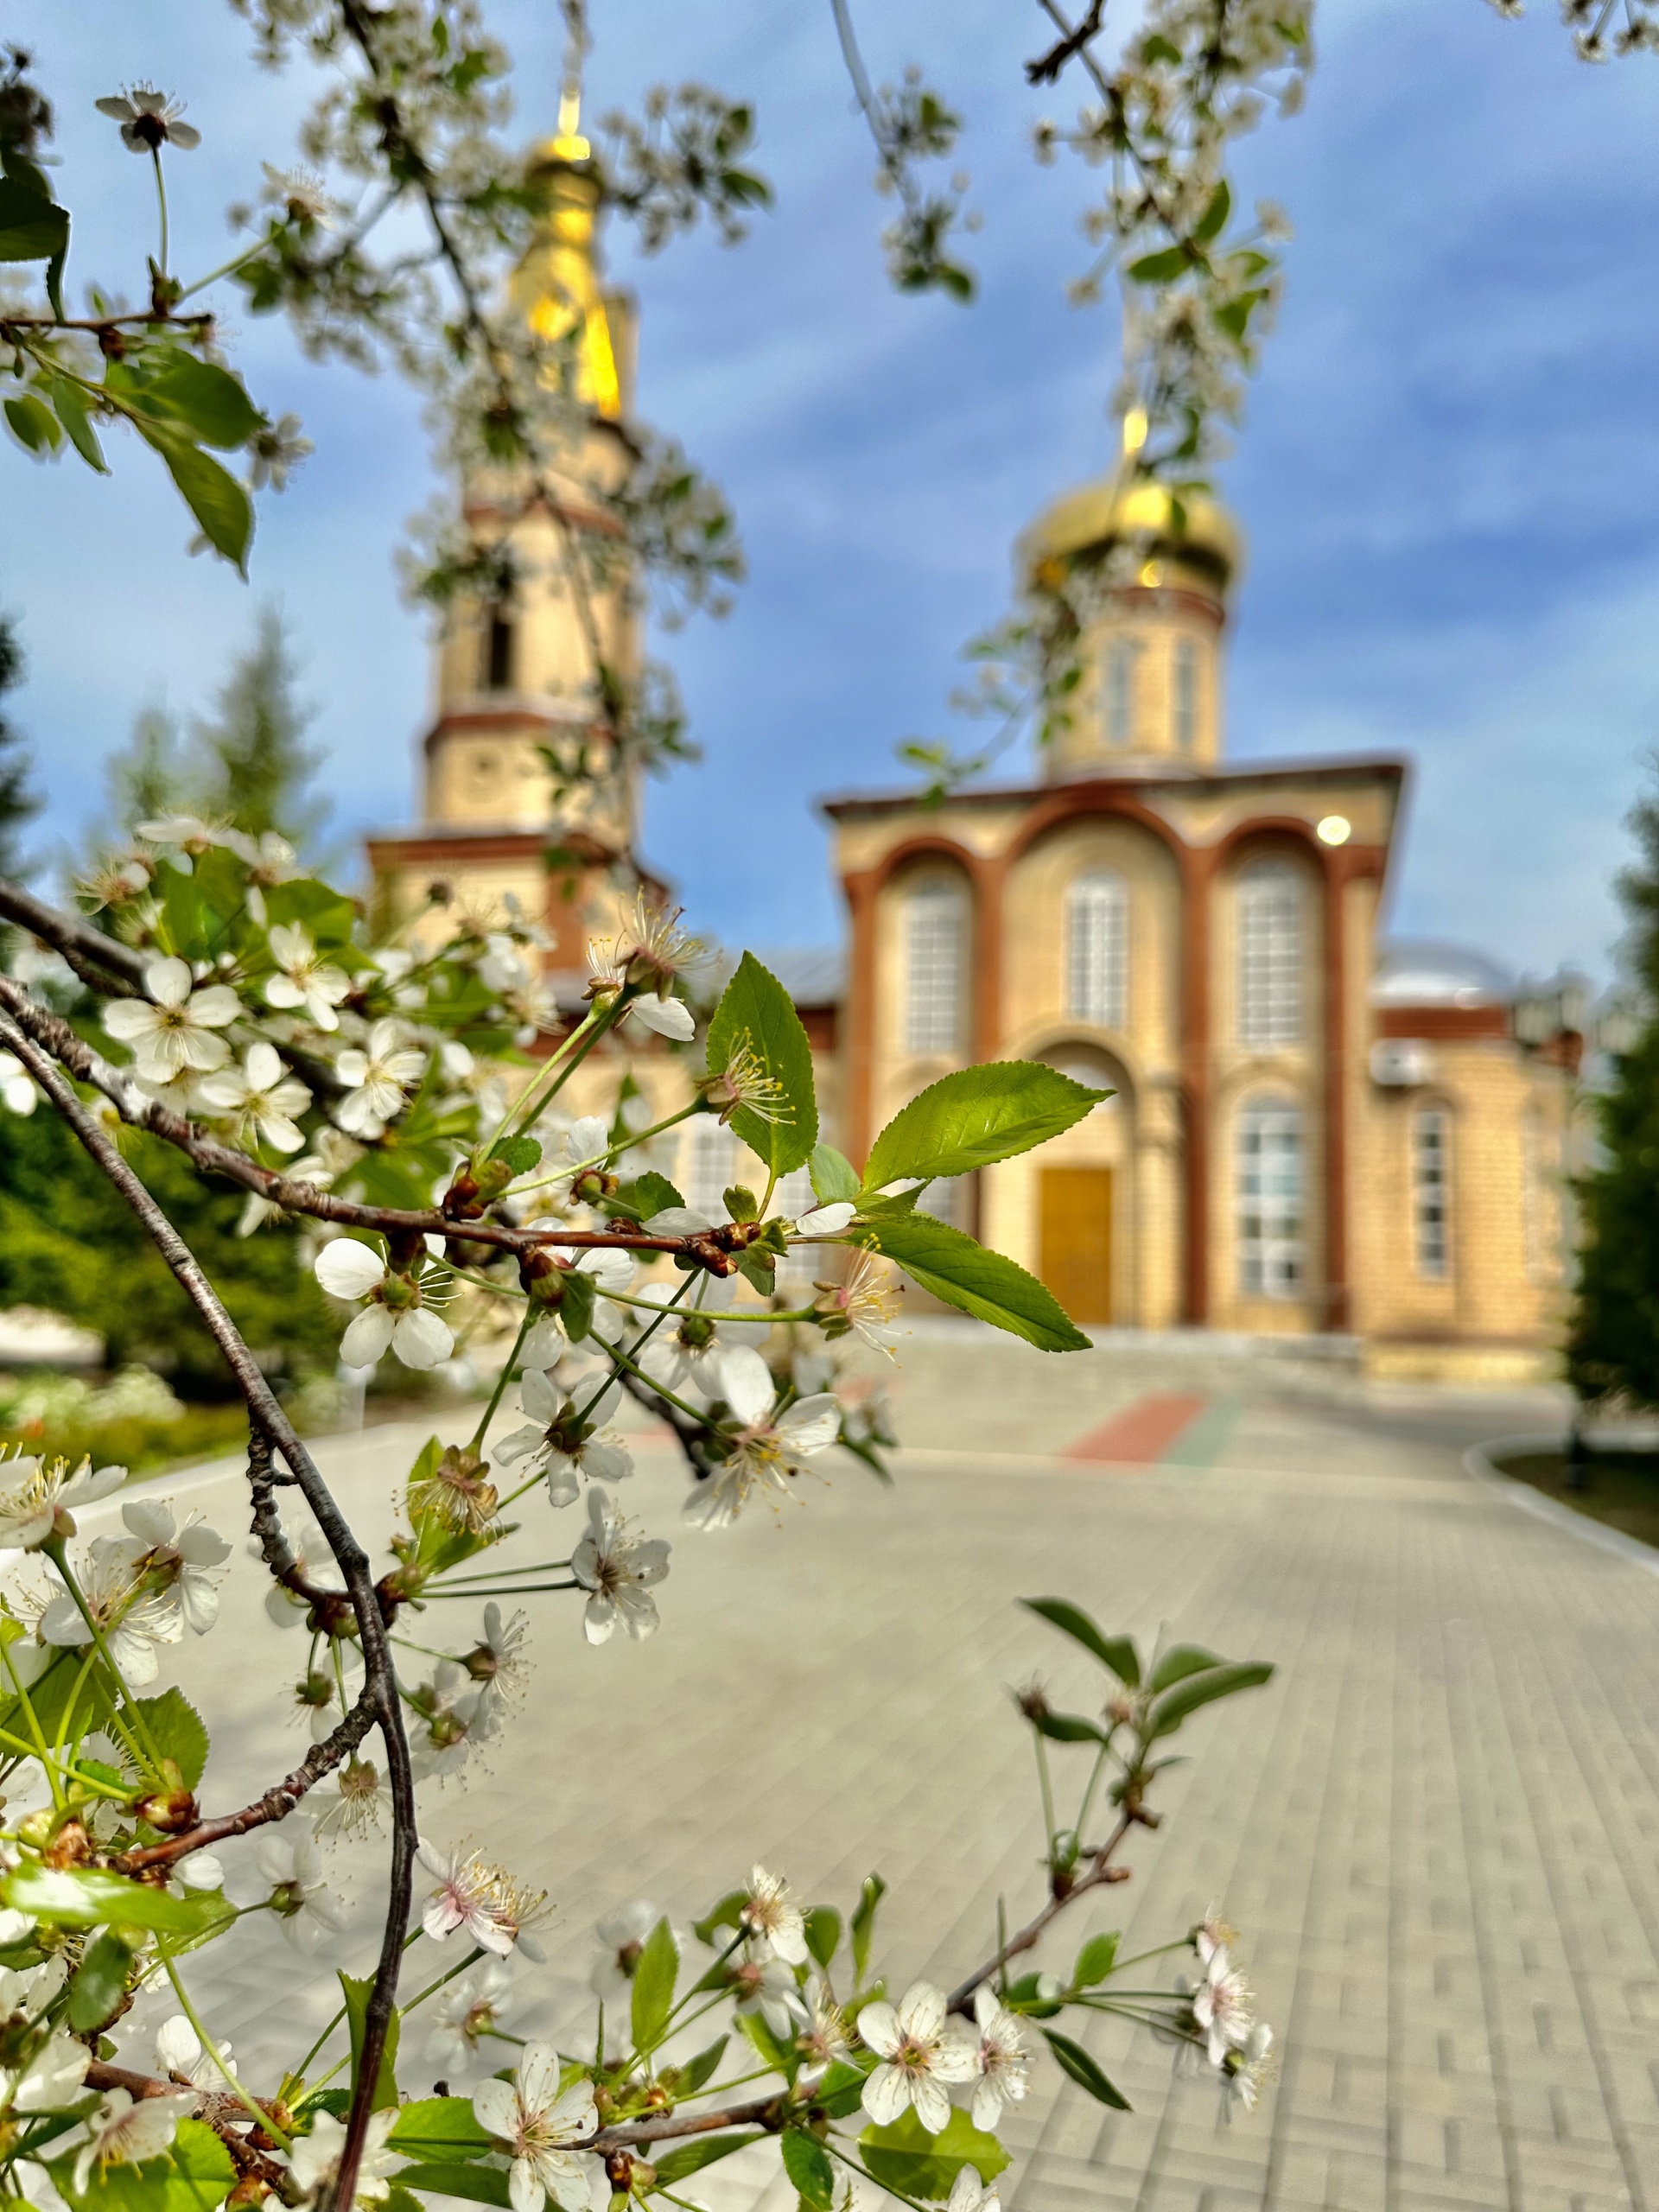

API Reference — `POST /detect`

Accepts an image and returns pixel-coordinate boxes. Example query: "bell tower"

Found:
[1022,413,1241,780]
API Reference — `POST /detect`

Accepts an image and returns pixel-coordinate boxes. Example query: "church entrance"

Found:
[1039,1166,1114,1325]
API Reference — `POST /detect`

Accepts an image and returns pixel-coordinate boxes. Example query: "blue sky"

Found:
[4,0,1658,982]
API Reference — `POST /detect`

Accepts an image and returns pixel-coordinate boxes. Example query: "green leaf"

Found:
[809,1144,860,1205]
[705,953,817,1175]
[56,2119,235,2212]
[5,394,60,454]
[1127,244,1191,284]
[0,176,67,263]
[1192,179,1231,245]
[136,426,252,575]
[675,2035,728,2094]
[125,1688,210,1790]
[67,1930,135,2033]
[613,1170,683,1219]
[630,1916,680,2054]
[862,1217,1090,1353]
[4,1863,219,1934]
[693,1889,747,1946]
[780,2131,835,2210]
[44,377,108,473]
[493,1137,541,1176]
[391,2165,512,2208]
[559,1265,597,1345]
[1020,1599,1140,1686]
[857,2109,1009,2199]
[1041,2027,1130,2108]
[864,1064,1106,1190]
[804,1905,842,1970]
[340,1970,401,2111]
[850,1872,887,1986]
[651,2134,764,2185]
[812,2060,870,2120]
[139,350,264,450]
[1146,1662,1274,1740]
[1148,1643,1221,1694]
[386,2101,494,2163]
[1002,1970,1062,2020]
[1032,1709,1107,1745]
[736,2009,791,2073]
[1072,1932,1119,1988]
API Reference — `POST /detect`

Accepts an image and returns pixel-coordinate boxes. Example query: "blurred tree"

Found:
[194,602,328,854]
[0,1104,338,1397]
[0,614,41,882]
[1568,770,1659,1409]
[102,699,196,838]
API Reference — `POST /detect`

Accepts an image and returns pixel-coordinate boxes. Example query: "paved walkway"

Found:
[105,1340,1659,2212]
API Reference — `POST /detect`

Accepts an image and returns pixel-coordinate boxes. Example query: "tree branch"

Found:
[945,1808,1135,2012]
[0,880,147,988]
[1027,0,1106,85]
[0,1019,415,2212]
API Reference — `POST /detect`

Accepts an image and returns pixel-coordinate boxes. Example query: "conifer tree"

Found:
[195,601,327,853]
[1567,771,1659,1408]
[0,613,41,881]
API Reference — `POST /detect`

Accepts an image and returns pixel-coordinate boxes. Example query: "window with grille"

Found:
[905,877,967,1054]
[1412,1107,1451,1281]
[1065,869,1128,1028]
[680,1117,737,1223]
[1103,639,1139,747]
[1173,638,1198,751]
[1236,1096,1305,1298]
[1236,858,1304,1047]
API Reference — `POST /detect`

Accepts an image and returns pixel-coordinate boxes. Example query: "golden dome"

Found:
[1026,473,1242,593]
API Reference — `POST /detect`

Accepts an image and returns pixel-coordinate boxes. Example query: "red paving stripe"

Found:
[1065,1392,1207,1465]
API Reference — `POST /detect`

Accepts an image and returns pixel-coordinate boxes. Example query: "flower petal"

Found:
[315,1239,386,1299]
[340,1306,396,1369]
[860,2061,912,2127]
[629,993,695,1039]
[855,2000,902,2061]
[393,1307,455,1370]
[716,1345,773,1428]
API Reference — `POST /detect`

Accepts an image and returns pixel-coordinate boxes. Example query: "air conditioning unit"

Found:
[1370,1039,1434,1087]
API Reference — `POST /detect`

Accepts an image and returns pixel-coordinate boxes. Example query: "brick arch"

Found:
[1000,785,1191,869]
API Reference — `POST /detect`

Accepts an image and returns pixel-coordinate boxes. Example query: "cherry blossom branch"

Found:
[83,2060,289,2189]
[0,1018,415,2212]
[944,1807,1135,2012]
[0,880,147,988]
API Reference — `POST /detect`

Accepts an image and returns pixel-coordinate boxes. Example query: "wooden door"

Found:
[1040,1166,1113,1326]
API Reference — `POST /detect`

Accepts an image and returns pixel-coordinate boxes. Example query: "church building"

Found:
[365,104,1581,1382]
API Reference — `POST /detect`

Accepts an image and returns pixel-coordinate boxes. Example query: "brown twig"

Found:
[1027,0,1106,83]
[0,1020,415,2212]
[944,1808,1135,2012]
[0,881,148,988]
[85,2061,289,2188]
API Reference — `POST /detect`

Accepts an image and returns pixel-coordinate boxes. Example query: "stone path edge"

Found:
[1464,1433,1659,1579]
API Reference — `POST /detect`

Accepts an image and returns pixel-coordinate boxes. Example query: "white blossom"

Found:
[417,1840,548,1959]
[1224,2020,1274,2113]
[0,1454,124,1553]
[635,1274,734,1393]
[1192,1943,1256,2069]
[249,414,314,493]
[264,924,352,1030]
[683,1347,841,1529]
[0,2028,90,2115]
[813,1251,905,1357]
[627,992,695,1039]
[426,1960,514,2072]
[964,1984,1030,2130]
[103,957,239,1083]
[39,1535,182,1685]
[334,1020,426,1137]
[796,1977,852,2084]
[288,2108,399,2209]
[473,2044,599,2212]
[945,2167,1001,2212]
[492,1370,632,1506]
[315,1237,454,1370]
[69,2088,197,2193]
[794,1202,856,1236]
[856,1981,977,2134]
[93,86,201,152]
[733,1950,808,2038]
[409,1660,490,1783]
[117,1499,232,1635]
[155,2014,234,2088]
[570,1489,669,1644]
[741,1865,808,1966]
[256,1821,350,1953]
[0,1052,36,1116]
[588,1900,661,1999]
[196,1041,310,1152]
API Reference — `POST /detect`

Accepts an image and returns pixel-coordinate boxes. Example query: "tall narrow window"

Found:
[905,876,966,1054]
[1237,858,1303,1047]
[1237,1097,1305,1298]
[1065,868,1128,1028]
[482,607,515,692]
[1103,640,1139,747]
[1172,638,1198,752]
[1412,1107,1451,1281]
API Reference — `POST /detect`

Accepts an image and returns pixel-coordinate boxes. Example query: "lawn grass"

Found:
[1494,1447,1659,1553]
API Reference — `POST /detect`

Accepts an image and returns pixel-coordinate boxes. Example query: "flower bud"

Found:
[134,1789,199,1835]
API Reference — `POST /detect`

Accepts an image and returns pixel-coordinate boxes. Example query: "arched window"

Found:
[1172,638,1198,751]
[1236,1096,1305,1298]
[905,876,967,1054]
[481,606,514,692]
[1065,869,1128,1028]
[1103,639,1139,747]
[1412,1106,1452,1281]
[1236,858,1303,1047]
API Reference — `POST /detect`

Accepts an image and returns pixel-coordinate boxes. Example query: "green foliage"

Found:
[194,604,329,851]
[340,1969,402,2111]
[1145,1660,1274,1739]
[1072,1931,1120,1987]
[861,1216,1090,1353]
[0,1107,337,1397]
[780,2131,834,2209]
[809,1144,859,1205]
[857,2109,1008,2200]
[124,1688,210,1789]
[1148,1643,1220,1693]
[67,1929,136,2032]
[386,2101,494,2162]
[804,1904,842,1968]
[0,612,40,880]
[706,953,817,1175]
[650,2134,765,2185]
[1020,1599,1140,1686]
[1041,2028,1130,2109]
[862,1064,1106,1190]
[4,1861,219,1933]
[850,1872,886,1986]
[390,2165,511,2208]
[630,1916,679,2053]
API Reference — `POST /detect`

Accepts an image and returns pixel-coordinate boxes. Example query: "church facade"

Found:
[364,117,1581,1382]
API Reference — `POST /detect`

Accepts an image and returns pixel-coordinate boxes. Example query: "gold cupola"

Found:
[508,79,630,422]
[1023,413,1243,780]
